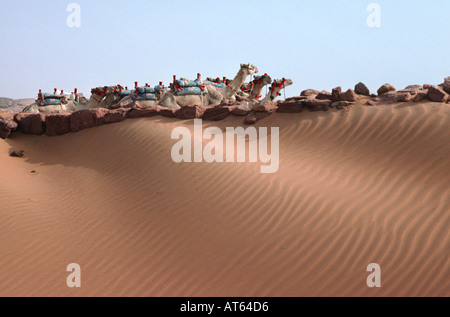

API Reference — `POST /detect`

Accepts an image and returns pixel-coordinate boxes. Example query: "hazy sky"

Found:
[0,0,449,99]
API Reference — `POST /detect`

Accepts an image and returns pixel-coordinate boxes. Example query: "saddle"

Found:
[37,90,68,106]
[131,84,167,101]
[172,75,208,96]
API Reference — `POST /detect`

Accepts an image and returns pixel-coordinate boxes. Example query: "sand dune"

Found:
[0,101,449,297]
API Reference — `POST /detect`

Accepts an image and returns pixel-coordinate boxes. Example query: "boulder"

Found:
[252,101,277,113]
[276,101,303,113]
[202,106,231,121]
[45,113,72,136]
[103,108,129,124]
[126,106,158,119]
[405,85,423,90]
[0,117,18,139]
[14,113,46,135]
[157,106,176,118]
[302,99,331,111]
[423,84,432,90]
[331,87,342,102]
[443,78,450,94]
[244,111,271,125]
[70,109,108,133]
[413,91,427,102]
[367,92,412,105]
[300,89,319,97]
[284,96,307,102]
[354,82,370,96]
[340,89,358,102]
[175,105,206,120]
[427,85,448,102]
[397,89,417,95]
[377,83,396,95]
[315,90,332,100]
[231,101,253,116]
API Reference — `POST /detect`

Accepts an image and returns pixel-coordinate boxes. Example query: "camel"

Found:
[211,63,258,100]
[22,87,106,113]
[117,83,169,108]
[158,63,259,108]
[261,78,294,102]
[248,74,273,101]
[158,81,223,109]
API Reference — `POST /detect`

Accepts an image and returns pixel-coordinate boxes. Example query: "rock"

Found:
[340,89,358,102]
[300,89,319,97]
[252,101,277,113]
[9,150,24,157]
[331,101,353,109]
[284,96,307,102]
[244,111,271,125]
[276,101,303,113]
[423,84,432,90]
[70,109,108,133]
[231,101,253,116]
[0,117,18,139]
[316,90,332,100]
[368,92,412,105]
[14,113,46,135]
[377,83,396,95]
[397,89,417,95]
[331,87,342,102]
[405,85,423,90]
[355,82,370,96]
[175,105,206,120]
[157,106,176,118]
[397,92,412,102]
[413,91,427,102]
[103,108,129,124]
[45,113,72,136]
[302,99,331,111]
[202,106,231,121]
[126,106,158,119]
[427,85,448,102]
[443,78,450,94]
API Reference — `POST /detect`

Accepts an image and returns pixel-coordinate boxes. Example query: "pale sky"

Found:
[0,0,449,99]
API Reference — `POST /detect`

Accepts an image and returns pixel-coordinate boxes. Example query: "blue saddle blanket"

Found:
[175,86,208,96]
[136,87,156,94]
[131,93,157,101]
[37,98,68,106]
[205,81,226,89]
[176,78,203,88]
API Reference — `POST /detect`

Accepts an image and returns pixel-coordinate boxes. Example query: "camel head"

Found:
[253,74,272,86]
[272,78,293,88]
[240,63,259,76]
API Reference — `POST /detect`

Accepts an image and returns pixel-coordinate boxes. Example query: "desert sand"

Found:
[0,101,449,297]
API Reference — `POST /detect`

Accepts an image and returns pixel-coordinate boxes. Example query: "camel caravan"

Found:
[22,63,293,114]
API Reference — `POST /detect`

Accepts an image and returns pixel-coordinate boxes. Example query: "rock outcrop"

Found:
[45,113,71,136]
[355,82,370,96]
[427,85,448,103]
[0,117,18,139]
[14,113,46,135]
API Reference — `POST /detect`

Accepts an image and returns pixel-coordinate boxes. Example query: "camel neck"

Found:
[229,67,248,91]
[250,84,265,100]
